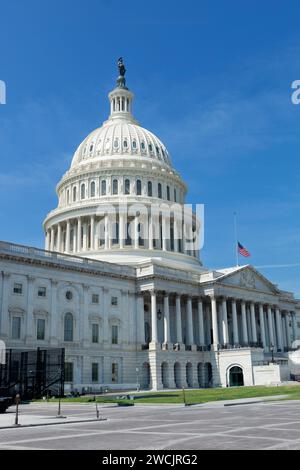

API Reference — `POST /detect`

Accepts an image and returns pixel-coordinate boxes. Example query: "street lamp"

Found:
[270,344,274,364]
[136,367,140,392]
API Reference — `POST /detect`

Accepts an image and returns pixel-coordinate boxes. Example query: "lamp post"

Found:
[14,394,21,427]
[270,344,274,364]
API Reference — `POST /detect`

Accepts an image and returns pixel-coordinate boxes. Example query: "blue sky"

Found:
[1,0,300,294]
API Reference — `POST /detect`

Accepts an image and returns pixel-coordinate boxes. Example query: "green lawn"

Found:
[36,385,300,405]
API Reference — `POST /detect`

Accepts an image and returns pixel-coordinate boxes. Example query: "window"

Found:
[38,286,46,298]
[132,140,137,149]
[37,318,46,341]
[66,290,73,301]
[92,294,99,304]
[65,362,73,382]
[13,283,23,295]
[158,183,162,199]
[81,184,86,200]
[64,313,74,342]
[149,144,153,152]
[112,325,118,345]
[89,143,94,152]
[92,323,99,343]
[66,190,70,204]
[12,317,21,340]
[174,188,177,202]
[101,180,106,196]
[123,139,128,148]
[114,138,119,148]
[141,141,145,150]
[125,179,130,195]
[90,181,96,197]
[147,181,152,197]
[112,179,118,195]
[92,363,99,382]
[112,363,118,383]
[136,179,142,195]
[111,296,118,306]
[167,185,170,201]
[73,186,77,202]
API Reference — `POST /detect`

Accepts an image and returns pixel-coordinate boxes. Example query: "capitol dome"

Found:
[43,60,201,269]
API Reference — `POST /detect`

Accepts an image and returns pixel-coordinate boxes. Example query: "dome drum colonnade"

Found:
[44,63,200,263]
[138,290,297,353]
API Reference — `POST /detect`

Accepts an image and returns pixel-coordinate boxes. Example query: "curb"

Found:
[0,417,107,430]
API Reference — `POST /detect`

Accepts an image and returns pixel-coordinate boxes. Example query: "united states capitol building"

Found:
[0,61,299,392]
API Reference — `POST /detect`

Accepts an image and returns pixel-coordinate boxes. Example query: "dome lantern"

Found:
[107,58,136,124]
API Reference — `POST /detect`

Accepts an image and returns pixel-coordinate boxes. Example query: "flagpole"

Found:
[233,211,239,267]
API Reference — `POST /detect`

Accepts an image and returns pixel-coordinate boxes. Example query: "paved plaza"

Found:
[0,400,300,450]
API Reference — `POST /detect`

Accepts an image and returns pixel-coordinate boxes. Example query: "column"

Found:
[163,294,171,344]
[275,307,284,352]
[148,214,153,250]
[45,231,50,250]
[134,215,139,249]
[66,220,71,253]
[267,305,275,347]
[162,216,168,251]
[57,224,62,253]
[72,225,77,253]
[0,273,10,339]
[26,276,35,344]
[241,301,248,345]
[221,298,229,345]
[137,294,145,344]
[259,304,267,349]
[90,215,95,250]
[50,280,58,345]
[50,227,55,251]
[175,295,183,344]
[173,218,179,253]
[250,302,257,343]
[197,299,205,346]
[292,311,297,342]
[210,296,219,347]
[285,313,291,348]
[186,297,194,345]
[150,290,158,344]
[232,299,239,345]
[77,217,82,252]
[119,213,125,249]
[104,214,109,250]
[82,285,90,346]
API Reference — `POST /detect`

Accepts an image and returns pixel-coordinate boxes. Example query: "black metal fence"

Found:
[0,348,65,399]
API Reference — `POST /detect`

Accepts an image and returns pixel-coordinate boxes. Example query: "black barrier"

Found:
[0,347,65,399]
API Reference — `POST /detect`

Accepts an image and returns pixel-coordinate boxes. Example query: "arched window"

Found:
[123,139,128,149]
[167,185,170,201]
[114,138,119,148]
[101,180,106,196]
[89,143,94,152]
[158,183,162,199]
[113,179,118,195]
[64,313,74,342]
[90,181,96,198]
[81,184,85,200]
[174,188,177,202]
[73,186,77,202]
[66,190,70,204]
[136,179,142,195]
[125,179,130,195]
[132,140,137,149]
[141,141,145,150]
[147,181,152,197]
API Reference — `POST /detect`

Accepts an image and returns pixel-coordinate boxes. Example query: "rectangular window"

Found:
[12,317,21,340]
[92,323,99,343]
[37,318,46,340]
[92,294,99,304]
[112,363,118,383]
[13,283,22,295]
[112,325,118,345]
[38,286,47,297]
[65,362,73,382]
[92,363,99,382]
[111,296,118,306]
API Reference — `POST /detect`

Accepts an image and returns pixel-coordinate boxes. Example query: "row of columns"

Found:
[146,292,296,352]
[45,214,198,257]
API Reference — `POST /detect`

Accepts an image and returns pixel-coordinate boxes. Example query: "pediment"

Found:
[215,266,279,295]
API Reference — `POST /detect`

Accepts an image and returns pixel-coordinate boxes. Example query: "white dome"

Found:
[71,121,172,168]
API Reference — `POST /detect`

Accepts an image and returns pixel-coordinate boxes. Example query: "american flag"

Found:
[238,242,250,257]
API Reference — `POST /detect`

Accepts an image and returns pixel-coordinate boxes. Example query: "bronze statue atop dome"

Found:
[118,57,126,77]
